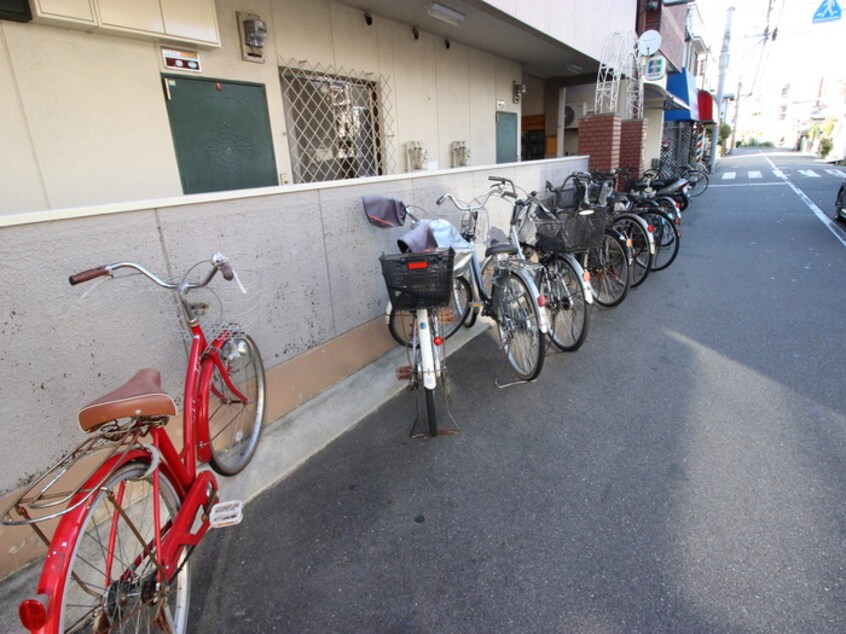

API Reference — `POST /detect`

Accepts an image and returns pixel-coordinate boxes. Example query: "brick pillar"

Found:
[577,114,621,173]
[619,118,648,182]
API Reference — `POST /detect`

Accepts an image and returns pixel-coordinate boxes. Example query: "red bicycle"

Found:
[2,252,266,633]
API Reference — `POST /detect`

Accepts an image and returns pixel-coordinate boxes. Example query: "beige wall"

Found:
[483,0,637,62]
[0,0,523,215]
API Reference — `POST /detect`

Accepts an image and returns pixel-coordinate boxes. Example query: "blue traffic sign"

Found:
[813,0,841,22]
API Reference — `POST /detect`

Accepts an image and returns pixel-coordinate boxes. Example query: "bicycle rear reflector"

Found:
[407,261,429,270]
[434,336,444,346]
[537,295,547,308]
[19,597,48,629]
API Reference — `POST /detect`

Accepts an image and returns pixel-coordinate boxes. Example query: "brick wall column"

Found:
[577,114,621,173]
[619,118,648,189]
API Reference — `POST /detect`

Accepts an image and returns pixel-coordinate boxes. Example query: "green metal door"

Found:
[163,75,278,194]
[496,111,518,164]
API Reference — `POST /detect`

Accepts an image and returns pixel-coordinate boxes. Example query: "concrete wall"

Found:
[0,156,587,578]
[0,0,522,215]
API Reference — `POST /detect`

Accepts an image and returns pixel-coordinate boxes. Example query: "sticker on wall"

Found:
[162,48,202,72]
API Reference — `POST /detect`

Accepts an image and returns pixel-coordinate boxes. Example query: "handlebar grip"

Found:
[219,261,235,281]
[488,176,506,183]
[436,195,446,205]
[69,266,108,286]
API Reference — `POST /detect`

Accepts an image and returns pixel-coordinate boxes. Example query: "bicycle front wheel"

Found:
[58,462,189,633]
[208,334,266,476]
[544,255,590,352]
[495,272,545,381]
[388,276,471,346]
[685,169,709,197]
[588,232,631,307]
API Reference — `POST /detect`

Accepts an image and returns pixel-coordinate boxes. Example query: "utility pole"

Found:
[710,5,734,173]
[730,79,742,151]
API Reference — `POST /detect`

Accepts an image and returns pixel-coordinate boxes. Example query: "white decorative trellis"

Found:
[595,31,643,120]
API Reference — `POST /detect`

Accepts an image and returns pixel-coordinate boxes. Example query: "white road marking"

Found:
[748,170,762,179]
[709,182,787,188]
[825,168,845,177]
[772,168,785,179]
[798,169,821,178]
[764,155,846,248]
[722,172,736,180]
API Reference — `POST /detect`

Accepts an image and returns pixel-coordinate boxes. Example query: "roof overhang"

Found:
[335,0,600,79]
[643,81,689,111]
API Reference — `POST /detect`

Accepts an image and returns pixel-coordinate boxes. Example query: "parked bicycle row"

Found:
[0,163,702,632]
[365,165,702,438]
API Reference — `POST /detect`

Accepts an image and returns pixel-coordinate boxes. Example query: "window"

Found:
[280,62,397,184]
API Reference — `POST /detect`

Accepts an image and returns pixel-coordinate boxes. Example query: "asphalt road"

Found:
[189,148,846,633]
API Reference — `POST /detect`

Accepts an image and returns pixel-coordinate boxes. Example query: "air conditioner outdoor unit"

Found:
[564,102,589,129]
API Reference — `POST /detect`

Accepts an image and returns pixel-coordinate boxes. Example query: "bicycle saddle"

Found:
[77,368,177,432]
[485,242,518,257]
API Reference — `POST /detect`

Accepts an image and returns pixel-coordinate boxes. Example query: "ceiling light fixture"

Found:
[428,2,465,27]
[567,63,583,74]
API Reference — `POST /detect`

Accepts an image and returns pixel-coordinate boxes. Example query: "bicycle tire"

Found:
[495,272,545,381]
[685,169,708,197]
[639,209,680,271]
[588,232,630,307]
[424,388,438,437]
[208,334,266,476]
[388,276,471,346]
[613,214,653,287]
[544,255,591,352]
[57,462,189,633]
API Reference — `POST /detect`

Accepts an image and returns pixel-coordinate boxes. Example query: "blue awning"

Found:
[664,69,700,121]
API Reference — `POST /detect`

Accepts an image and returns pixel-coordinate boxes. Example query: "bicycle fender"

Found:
[557,252,594,305]
[507,264,550,334]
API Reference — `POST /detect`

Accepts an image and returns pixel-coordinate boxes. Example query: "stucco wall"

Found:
[0,0,523,215]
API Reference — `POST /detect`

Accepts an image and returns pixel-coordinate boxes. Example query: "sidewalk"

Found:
[0,323,486,629]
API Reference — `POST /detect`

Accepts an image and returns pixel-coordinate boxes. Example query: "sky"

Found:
[695,0,846,99]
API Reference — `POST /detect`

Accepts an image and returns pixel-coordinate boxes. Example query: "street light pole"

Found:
[710,5,734,173]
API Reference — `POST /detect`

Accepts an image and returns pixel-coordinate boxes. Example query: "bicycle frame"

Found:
[19,268,256,633]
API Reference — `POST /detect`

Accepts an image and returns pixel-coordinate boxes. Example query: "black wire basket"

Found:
[535,206,609,253]
[379,248,455,310]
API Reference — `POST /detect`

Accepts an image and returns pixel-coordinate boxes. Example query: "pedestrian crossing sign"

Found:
[813,0,841,23]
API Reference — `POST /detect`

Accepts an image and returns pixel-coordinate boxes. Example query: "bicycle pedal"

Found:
[396,365,412,380]
[209,500,244,528]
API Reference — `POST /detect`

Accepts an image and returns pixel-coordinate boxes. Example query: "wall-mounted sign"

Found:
[644,56,666,82]
[496,99,505,110]
[162,48,202,72]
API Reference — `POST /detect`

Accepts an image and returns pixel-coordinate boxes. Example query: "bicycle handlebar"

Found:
[69,252,236,291]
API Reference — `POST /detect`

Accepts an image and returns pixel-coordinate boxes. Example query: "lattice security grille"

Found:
[659,122,694,177]
[280,60,397,184]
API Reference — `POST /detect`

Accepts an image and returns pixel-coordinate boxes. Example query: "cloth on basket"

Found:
[362,195,408,228]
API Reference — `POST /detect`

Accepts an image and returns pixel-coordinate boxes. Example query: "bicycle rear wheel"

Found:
[58,462,189,633]
[685,169,709,197]
[388,276,471,346]
[588,232,631,307]
[544,255,590,352]
[640,210,680,271]
[495,272,545,381]
[207,334,266,476]
[612,215,652,287]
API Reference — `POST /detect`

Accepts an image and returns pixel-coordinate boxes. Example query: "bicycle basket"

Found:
[379,248,455,310]
[535,206,609,253]
[550,181,585,210]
